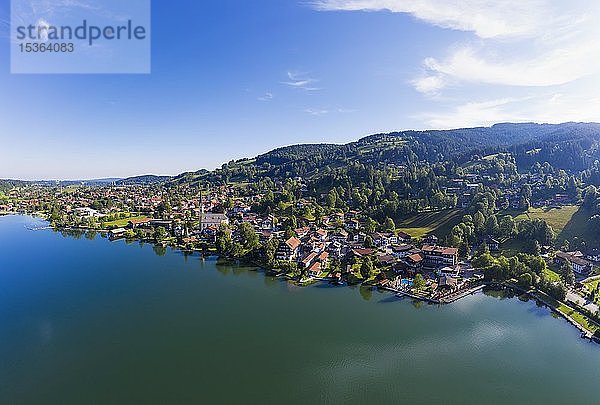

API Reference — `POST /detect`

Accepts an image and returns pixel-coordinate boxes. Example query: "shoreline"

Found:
[4,213,599,345]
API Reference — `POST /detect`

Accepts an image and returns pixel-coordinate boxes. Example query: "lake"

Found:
[1,215,598,404]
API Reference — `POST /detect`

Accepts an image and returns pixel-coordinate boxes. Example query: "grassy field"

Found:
[557,207,599,248]
[543,268,561,282]
[502,204,599,252]
[510,205,578,234]
[533,290,598,333]
[102,215,149,229]
[397,209,463,239]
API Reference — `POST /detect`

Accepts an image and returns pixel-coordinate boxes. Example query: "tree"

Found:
[239,222,259,251]
[527,256,547,275]
[499,215,516,238]
[364,235,374,248]
[216,226,232,255]
[360,257,374,280]
[518,273,533,288]
[413,273,426,291]
[560,262,575,286]
[326,190,337,209]
[384,217,396,232]
[473,211,486,235]
[583,186,597,210]
[519,195,531,211]
[363,217,377,234]
[476,241,490,257]
[473,252,495,270]
[263,238,278,268]
[230,242,244,258]
[135,228,146,240]
[527,239,541,256]
[154,226,167,242]
[485,215,499,236]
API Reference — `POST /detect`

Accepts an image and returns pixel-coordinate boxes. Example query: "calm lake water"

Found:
[1,215,599,404]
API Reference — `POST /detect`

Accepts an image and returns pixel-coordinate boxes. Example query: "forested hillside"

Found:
[172,122,600,187]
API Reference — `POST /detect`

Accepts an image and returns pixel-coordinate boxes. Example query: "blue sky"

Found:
[2,0,600,180]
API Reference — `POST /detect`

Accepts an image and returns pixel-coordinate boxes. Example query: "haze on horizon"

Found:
[2,0,600,180]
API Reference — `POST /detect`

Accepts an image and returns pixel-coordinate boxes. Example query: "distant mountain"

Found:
[117,175,172,185]
[0,175,171,187]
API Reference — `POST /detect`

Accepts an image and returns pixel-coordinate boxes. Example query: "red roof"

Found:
[407,253,424,263]
[286,237,301,250]
[308,262,321,273]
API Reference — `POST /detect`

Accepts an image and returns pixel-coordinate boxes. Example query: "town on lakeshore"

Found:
[2,124,600,342]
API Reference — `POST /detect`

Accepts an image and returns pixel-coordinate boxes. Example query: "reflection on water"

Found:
[1,215,600,404]
[359,285,373,301]
[152,245,167,256]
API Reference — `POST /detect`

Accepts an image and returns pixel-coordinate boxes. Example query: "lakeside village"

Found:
[2,170,600,342]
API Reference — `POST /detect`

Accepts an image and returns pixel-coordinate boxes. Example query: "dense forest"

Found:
[172,122,600,187]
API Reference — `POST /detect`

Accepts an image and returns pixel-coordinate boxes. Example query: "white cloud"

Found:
[417,90,600,129]
[282,71,321,91]
[314,1,600,93]
[311,0,550,39]
[412,74,446,95]
[421,37,600,90]
[258,92,274,101]
[305,108,329,116]
[417,97,522,128]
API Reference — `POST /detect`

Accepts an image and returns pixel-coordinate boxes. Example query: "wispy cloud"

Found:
[304,106,355,116]
[416,97,523,128]
[305,108,329,116]
[282,71,321,91]
[311,0,549,39]
[416,91,600,129]
[313,1,600,93]
[258,92,274,101]
[313,0,600,126]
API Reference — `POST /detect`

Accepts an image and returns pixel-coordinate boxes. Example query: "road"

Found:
[566,290,599,314]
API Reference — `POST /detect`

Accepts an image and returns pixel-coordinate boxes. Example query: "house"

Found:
[571,256,594,275]
[276,237,301,261]
[108,228,127,240]
[307,261,322,278]
[555,251,594,275]
[438,275,459,290]
[301,252,318,269]
[351,248,375,259]
[397,231,412,243]
[345,219,360,230]
[317,251,329,266]
[295,227,310,238]
[377,254,397,266]
[331,229,349,243]
[315,228,328,241]
[438,266,460,277]
[73,207,100,217]
[423,234,439,244]
[404,253,424,275]
[585,249,600,263]
[200,213,228,231]
[149,219,173,230]
[484,236,500,252]
[371,232,398,248]
[127,218,152,229]
[391,244,415,258]
[421,245,458,268]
